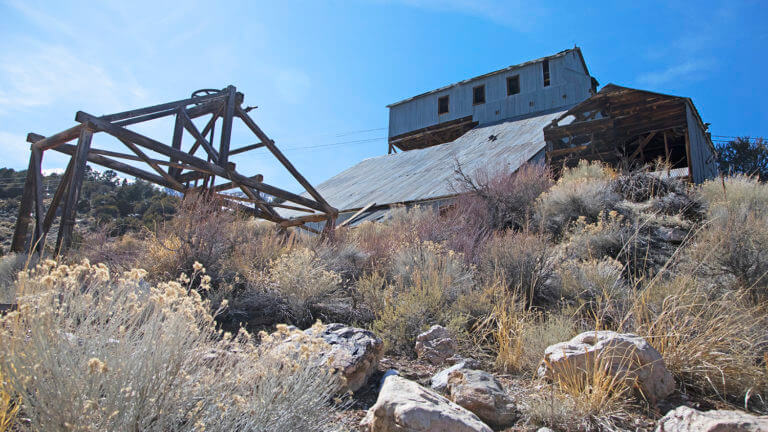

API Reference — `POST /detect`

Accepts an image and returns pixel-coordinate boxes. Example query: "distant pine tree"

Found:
[717,137,768,179]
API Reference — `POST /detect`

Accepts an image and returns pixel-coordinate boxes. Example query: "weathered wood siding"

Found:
[686,104,718,183]
[388,50,593,138]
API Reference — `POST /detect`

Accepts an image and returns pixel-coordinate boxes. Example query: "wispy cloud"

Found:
[0,42,149,114]
[383,0,549,31]
[636,59,713,87]
[0,131,33,167]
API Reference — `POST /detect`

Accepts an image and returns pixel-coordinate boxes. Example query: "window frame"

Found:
[506,75,520,96]
[542,59,551,87]
[438,95,450,115]
[472,84,486,105]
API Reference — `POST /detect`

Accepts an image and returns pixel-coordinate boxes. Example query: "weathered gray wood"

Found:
[236,106,337,214]
[30,124,83,150]
[179,107,219,163]
[76,112,328,212]
[338,202,375,228]
[56,127,93,254]
[229,140,271,156]
[188,110,221,156]
[218,86,236,166]
[52,145,184,191]
[99,89,228,122]
[113,100,221,128]
[170,110,185,178]
[117,137,185,190]
[42,158,74,239]
[31,147,45,253]
[10,150,37,253]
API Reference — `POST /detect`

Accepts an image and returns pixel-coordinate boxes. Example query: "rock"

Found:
[537,428,555,432]
[447,369,518,429]
[415,325,456,365]
[656,226,687,244]
[380,369,400,390]
[431,362,471,393]
[447,355,481,368]
[538,331,674,405]
[655,406,768,432]
[304,323,383,392]
[361,375,493,432]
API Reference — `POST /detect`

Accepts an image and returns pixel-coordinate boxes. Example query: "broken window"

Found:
[507,75,520,95]
[438,95,449,115]
[543,59,550,87]
[473,85,486,105]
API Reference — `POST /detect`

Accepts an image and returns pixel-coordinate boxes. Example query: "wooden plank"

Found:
[218,86,236,165]
[98,89,228,122]
[546,144,590,158]
[10,151,36,252]
[56,127,93,254]
[338,202,375,228]
[236,106,336,214]
[684,129,693,180]
[30,124,83,150]
[279,213,330,227]
[188,109,221,156]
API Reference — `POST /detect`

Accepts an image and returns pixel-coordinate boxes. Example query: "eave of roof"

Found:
[386,47,587,108]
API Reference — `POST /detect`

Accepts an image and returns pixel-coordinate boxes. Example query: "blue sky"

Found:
[0,0,766,193]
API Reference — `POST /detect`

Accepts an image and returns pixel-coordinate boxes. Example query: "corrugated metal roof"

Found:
[386,47,587,107]
[279,109,569,219]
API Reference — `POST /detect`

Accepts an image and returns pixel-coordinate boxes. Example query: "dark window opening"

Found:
[438,95,449,115]
[472,85,486,105]
[543,59,550,87]
[507,75,520,95]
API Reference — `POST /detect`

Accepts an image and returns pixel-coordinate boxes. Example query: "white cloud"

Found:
[0,131,33,167]
[274,69,311,104]
[383,0,549,31]
[0,43,149,113]
[636,59,713,87]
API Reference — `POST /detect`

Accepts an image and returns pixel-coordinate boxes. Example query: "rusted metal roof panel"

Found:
[279,109,567,219]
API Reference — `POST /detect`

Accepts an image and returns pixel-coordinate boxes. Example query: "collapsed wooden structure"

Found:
[11,86,338,255]
[544,84,718,182]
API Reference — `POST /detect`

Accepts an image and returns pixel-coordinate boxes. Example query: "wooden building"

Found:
[543,84,718,183]
[386,48,596,152]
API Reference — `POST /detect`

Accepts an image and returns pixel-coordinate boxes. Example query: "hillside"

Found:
[1,161,766,431]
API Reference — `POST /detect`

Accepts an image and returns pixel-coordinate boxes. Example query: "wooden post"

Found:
[31,147,45,254]
[684,128,693,181]
[218,85,236,166]
[170,111,184,177]
[663,131,670,174]
[10,151,37,253]
[56,126,93,254]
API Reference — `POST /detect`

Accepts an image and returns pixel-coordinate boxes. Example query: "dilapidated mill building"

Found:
[279,47,718,228]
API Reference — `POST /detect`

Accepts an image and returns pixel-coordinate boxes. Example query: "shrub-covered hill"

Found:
[1,161,766,431]
[0,166,178,254]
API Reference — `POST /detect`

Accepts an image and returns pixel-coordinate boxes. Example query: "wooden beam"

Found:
[229,141,271,156]
[179,107,219,163]
[52,145,184,191]
[30,124,83,150]
[98,89,228,122]
[187,109,221,157]
[170,109,185,177]
[279,213,331,227]
[10,150,36,253]
[118,137,185,190]
[56,126,93,254]
[218,86,236,166]
[236,106,337,214]
[76,111,328,212]
[684,129,693,180]
[42,158,74,239]
[31,147,45,254]
[338,202,375,228]
[630,131,657,159]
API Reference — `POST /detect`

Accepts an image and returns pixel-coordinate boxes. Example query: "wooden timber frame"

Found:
[388,115,478,153]
[11,85,338,256]
[543,84,714,179]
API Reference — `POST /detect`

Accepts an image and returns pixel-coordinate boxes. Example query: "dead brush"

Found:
[0,367,19,432]
[626,281,768,410]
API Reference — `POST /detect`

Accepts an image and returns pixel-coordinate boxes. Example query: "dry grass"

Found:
[0,366,19,432]
[0,260,347,431]
[626,278,768,409]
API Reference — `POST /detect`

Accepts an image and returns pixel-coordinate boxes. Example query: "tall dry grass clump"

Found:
[0,260,347,431]
[626,277,768,409]
[0,366,19,432]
